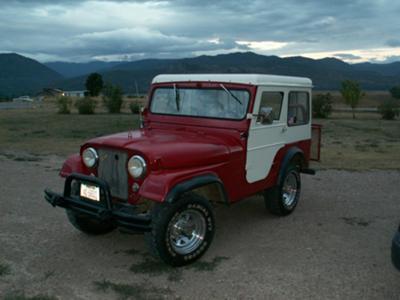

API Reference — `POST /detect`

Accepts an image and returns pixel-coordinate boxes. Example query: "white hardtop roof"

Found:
[152,74,312,87]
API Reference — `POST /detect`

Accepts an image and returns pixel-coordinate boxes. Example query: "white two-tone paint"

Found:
[245,76,312,183]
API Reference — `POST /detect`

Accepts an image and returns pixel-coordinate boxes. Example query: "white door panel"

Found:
[246,141,284,183]
[246,87,311,184]
[285,124,311,141]
[246,87,288,183]
[246,122,286,183]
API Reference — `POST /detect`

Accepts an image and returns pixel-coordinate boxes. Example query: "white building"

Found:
[12,96,34,102]
[62,90,87,98]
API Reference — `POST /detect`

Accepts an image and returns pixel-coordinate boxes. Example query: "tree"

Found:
[389,85,400,100]
[378,99,400,120]
[103,83,123,113]
[85,73,103,97]
[312,93,333,118]
[340,80,363,119]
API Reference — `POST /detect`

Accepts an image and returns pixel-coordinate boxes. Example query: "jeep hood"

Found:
[85,128,233,169]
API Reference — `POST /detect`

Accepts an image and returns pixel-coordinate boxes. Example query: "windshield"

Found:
[150,87,249,120]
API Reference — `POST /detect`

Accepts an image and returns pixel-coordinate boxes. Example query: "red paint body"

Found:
[60,82,311,204]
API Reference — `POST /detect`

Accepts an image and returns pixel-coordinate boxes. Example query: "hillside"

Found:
[57,52,400,93]
[45,61,121,78]
[2,52,400,97]
[0,53,63,97]
[353,62,400,77]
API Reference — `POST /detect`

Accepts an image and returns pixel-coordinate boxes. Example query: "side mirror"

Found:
[139,107,148,128]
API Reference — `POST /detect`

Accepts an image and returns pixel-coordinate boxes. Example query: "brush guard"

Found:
[44,173,151,232]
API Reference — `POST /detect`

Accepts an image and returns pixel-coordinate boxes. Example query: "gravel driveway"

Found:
[0,156,399,299]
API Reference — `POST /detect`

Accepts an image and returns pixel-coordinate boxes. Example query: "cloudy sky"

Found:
[1,0,400,63]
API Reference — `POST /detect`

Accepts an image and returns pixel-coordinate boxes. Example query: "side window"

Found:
[288,92,309,126]
[256,92,283,125]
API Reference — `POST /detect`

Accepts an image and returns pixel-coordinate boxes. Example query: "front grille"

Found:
[97,149,128,200]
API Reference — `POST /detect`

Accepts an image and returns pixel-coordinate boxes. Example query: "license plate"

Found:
[80,183,100,201]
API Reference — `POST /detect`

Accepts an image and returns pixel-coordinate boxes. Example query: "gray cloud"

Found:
[372,55,400,64]
[0,0,399,62]
[334,53,362,60]
[386,39,400,47]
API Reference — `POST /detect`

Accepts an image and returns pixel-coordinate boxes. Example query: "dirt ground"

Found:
[0,156,399,299]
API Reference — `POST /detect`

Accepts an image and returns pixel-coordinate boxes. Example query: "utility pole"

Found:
[134,80,139,98]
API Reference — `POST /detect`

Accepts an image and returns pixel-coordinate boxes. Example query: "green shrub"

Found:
[378,99,399,120]
[313,93,333,118]
[75,97,96,114]
[103,84,123,113]
[56,96,72,114]
[130,102,140,114]
[0,96,11,102]
[389,85,400,100]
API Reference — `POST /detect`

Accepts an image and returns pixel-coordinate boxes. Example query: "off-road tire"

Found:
[264,163,301,216]
[145,192,215,266]
[66,210,116,235]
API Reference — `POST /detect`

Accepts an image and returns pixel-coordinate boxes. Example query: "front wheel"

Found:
[264,164,301,216]
[145,192,215,266]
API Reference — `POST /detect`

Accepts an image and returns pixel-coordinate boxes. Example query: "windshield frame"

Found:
[149,84,251,121]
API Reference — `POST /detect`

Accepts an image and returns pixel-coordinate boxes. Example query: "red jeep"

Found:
[45,74,320,266]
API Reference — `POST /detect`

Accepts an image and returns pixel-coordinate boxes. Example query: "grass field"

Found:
[0,109,140,155]
[0,107,399,170]
[314,90,391,109]
[314,112,400,170]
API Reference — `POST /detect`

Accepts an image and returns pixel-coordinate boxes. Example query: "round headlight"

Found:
[128,155,146,178]
[82,147,98,168]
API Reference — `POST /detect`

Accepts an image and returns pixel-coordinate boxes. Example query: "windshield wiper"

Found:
[220,84,242,105]
[173,84,180,111]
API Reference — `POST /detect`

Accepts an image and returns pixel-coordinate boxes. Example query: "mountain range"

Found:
[1,52,400,97]
[45,61,121,78]
[0,53,62,98]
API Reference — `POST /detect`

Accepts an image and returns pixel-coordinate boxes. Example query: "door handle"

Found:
[240,131,248,139]
[282,126,288,133]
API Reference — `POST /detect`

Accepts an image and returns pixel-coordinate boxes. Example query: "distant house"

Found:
[40,88,64,97]
[13,96,34,102]
[62,90,87,98]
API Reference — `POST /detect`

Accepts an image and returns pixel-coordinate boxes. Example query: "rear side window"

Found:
[256,92,283,125]
[288,92,309,126]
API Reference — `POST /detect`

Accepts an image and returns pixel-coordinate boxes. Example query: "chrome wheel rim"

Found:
[282,171,298,208]
[169,209,206,255]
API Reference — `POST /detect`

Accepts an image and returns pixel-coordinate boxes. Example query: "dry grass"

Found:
[0,108,140,155]
[0,262,11,276]
[46,95,147,114]
[94,279,172,300]
[314,90,391,109]
[0,105,399,170]
[314,112,400,170]
[3,293,57,300]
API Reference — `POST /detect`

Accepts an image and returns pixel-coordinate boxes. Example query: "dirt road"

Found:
[0,156,399,299]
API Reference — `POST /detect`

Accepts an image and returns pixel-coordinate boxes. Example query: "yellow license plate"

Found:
[80,183,100,201]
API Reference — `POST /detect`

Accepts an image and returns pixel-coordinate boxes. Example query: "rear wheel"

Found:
[145,192,215,266]
[66,210,116,235]
[264,163,301,216]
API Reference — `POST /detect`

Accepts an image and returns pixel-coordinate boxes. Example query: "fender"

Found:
[165,174,229,204]
[59,154,88,177]
[277,147,305,185]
